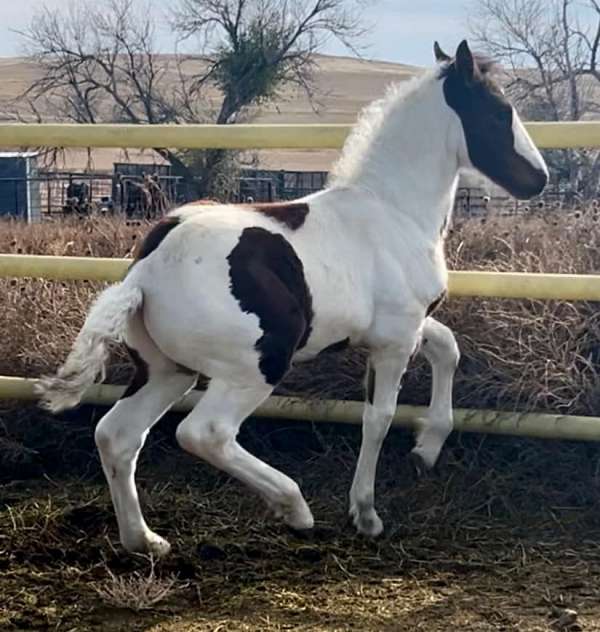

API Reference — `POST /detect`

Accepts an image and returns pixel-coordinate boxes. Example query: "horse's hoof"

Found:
[123,532,172,558]
[147,535,172,558]
[269,490,314,531]
[286,524,314,540]
[284,507,315,531]
[349,505,384,538]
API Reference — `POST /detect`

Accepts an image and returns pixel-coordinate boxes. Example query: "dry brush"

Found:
[0,207,599,418]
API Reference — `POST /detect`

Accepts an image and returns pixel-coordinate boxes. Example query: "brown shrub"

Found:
[0,217,142,385]
[93,560,182,611]
[0,209,598,416]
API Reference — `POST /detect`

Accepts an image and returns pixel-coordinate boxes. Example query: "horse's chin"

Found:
[492,168,548,200]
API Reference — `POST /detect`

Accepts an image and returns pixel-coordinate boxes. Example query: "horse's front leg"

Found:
[411,317,460,471]
[349,344,415,537]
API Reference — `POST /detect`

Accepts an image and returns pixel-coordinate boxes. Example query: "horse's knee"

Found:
[175,419,235,461]
[95,414,121,455]
[95,414,142,466]
[421,412,453,440]
[175,420,201,455]
[442,334,460,369]
[423,322,460,369]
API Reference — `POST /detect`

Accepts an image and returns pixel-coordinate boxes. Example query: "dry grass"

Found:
[2,427,600,630]
[94,559,182,611]
[2,208,600,629]
[0,216,142,386]
[1,208,599,418]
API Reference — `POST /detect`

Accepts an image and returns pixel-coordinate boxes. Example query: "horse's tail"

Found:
[36,280,144,413]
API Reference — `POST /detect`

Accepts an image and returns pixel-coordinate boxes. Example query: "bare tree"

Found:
[19,0,203,195]
[469,0,600,197]
[18,0,367,199]
[171,0,367,194]
[24,3,163,123]
[172,0,366,124]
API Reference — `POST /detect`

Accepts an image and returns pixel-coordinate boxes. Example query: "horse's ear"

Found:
[434,41,451,63]
[455,40,475,82]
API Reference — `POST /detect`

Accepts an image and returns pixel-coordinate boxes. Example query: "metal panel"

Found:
[0,157,27,218]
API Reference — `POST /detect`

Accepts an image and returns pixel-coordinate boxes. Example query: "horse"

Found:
[37,40,548,556]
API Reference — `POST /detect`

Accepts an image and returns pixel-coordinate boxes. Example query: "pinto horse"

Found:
[38,41,548,556]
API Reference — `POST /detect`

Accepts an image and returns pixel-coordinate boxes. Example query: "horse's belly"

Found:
[294,292,371,361]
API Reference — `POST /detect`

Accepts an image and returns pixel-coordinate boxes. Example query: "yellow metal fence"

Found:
[1,254,600,301]
[0,121,600,149]
[1,121,600,440]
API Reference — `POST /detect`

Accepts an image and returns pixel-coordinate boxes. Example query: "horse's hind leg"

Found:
[411,317,460,470]
[175,378,314,530]
[94,312,197,556]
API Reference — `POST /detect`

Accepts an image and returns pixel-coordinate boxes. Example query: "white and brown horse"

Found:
[38,41,548,556]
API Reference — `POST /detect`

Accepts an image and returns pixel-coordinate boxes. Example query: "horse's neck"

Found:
[341,76,460,242]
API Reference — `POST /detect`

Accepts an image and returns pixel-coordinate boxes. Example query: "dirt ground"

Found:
[2,410,600,632]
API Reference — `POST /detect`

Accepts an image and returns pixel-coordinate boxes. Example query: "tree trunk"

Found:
[200,94,241,198]
[155,149,201,202]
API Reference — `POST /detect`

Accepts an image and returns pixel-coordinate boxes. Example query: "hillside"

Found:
[0,54,422,172]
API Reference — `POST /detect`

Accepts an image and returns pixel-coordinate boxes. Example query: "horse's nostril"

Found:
[512,167,549,200]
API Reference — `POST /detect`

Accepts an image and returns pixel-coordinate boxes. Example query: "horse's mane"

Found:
[329,54,499,187]
[329,71,436,186]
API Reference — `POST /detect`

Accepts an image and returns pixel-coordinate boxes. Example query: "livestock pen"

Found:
[2,122,600,631]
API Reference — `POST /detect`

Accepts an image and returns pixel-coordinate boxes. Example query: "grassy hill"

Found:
[0,54,422,172]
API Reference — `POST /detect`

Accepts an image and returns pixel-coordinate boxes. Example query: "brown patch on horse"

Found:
[247,201,310,230]
[228,227,313,385]
[133,216,180,263]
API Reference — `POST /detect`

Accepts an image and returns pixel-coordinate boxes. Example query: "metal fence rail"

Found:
[2,120,599,440]
[3,376,599,442]
[1,254,600,301]
[1,121,600,149]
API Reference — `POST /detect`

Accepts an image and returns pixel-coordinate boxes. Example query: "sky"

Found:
[329,1,467,65]
[0,0,468,66]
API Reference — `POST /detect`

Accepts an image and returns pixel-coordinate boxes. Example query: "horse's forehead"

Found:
[481,73,507,100]
[443,68,508,113]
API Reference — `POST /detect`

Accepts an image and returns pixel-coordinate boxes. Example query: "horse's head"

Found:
[436,40,548,200]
